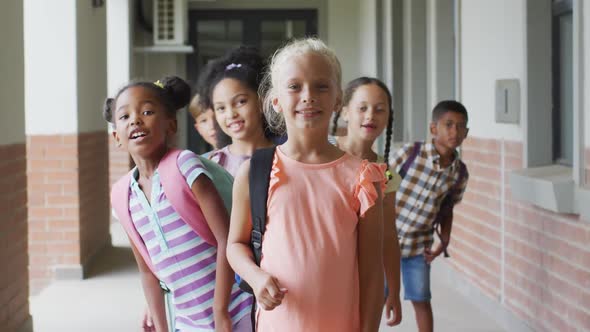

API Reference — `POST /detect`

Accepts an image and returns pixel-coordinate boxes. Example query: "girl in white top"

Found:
[331,77,403,327]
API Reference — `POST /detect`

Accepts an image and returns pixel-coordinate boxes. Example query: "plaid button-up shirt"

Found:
[391,141,469,258]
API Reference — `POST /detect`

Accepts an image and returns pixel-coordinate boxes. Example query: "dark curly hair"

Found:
[196,46,276,142]
[103,76,191,124]
[196,46,266,110]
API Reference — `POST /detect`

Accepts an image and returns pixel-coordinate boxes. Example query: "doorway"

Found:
[185,9,318,153]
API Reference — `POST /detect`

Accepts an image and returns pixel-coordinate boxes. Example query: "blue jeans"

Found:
[401,254,431,302]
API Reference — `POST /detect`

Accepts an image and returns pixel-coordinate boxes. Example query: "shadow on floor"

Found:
[85,245,137,278]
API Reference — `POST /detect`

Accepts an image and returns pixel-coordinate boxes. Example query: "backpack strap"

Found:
[159,149,218,247]
[248,146,277,265]
[433,160,468,258]
[111,172,158,275]
[399,141,423,179]
[197,154,234,213]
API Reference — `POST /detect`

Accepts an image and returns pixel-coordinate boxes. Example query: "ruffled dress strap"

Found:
[268,150,284,196]
[353,160,387,217]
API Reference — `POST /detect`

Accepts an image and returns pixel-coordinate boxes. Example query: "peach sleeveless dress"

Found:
[256,147,386,332]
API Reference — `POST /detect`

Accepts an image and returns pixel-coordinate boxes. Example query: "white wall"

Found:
[358,0,378,77]
[326,0,362,83]
[460,0,525,141]
[24,0,78,135]
[585,1,590,147]
[77,2,107,133]
[0,0,25,145]
[107,0,132,96]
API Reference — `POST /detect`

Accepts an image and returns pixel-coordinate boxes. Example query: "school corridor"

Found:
[28,224,508,332]
[2,0,590,332]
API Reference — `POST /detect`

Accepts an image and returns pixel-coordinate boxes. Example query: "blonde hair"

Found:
[259,38,342,135]
[188,94,209,120]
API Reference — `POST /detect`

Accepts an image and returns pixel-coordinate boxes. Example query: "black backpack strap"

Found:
[433,161,467,258]
[248,146,276,265]
[399,141,422,179]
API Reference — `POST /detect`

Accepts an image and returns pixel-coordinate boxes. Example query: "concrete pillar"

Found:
[24,0,110,294]
[403,0,428,141]
[0,1,32,331]
[426,0,455,123]
[107,0,134,212]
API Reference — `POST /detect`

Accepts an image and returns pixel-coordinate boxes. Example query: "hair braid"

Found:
[383,108,394,180]
[331,111,341,136]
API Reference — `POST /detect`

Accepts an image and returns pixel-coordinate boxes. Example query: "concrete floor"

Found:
[31,224,507,332]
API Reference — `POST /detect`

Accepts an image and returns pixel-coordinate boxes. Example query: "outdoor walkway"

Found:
[31,224,507,332]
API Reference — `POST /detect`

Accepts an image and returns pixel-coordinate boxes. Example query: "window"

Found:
[552,0,573,165]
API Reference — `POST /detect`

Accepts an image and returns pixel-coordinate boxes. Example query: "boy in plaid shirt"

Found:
[391,100,469,332]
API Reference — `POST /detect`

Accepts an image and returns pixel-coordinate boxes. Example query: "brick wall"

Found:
[451,137,590,331]
[78,132,110,267]
[108,134,131,223]
[27,132,110,294]
[0,143,30,331]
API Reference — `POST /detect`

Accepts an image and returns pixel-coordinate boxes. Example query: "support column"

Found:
[403,0,428,141]
[0,1,32,331]
[107,0,134,217]
[25,0,110,294]
[426,0,456,122]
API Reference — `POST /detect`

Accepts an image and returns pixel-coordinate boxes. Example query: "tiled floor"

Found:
[31,224,507,331]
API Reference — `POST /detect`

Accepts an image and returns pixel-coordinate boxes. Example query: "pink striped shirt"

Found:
[127,150,252,330]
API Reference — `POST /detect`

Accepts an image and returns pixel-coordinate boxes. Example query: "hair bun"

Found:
[160,76,191,110]
[103,98,114,123]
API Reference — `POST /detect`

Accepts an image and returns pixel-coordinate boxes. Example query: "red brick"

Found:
[62,134,78,145]
[48,219,78,229]
[29,207,63,218]
[462,137,501,153]
[465,163,502,181]
[449,231,501,274]
[455,199,501,226]
[454,213,502,244]
[505,235,543,267]
[503,141,523,157]
[505,299,536,329]
[462,149,501,165]
[545,252,590,288]
[449,253,501,298]
[46,194,79,206]
[28,158,63,170]
[465,177,502,197]
[0,143,30,329]
[504,155,523,170]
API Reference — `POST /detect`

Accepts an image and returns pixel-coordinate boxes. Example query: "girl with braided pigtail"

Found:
[332,77,403,327]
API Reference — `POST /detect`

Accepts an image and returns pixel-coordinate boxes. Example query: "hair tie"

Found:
[154,80,164,89]
[385,169,393,181]
[225,63,242,71]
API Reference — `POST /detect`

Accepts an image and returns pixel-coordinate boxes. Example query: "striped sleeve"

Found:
[177,150,212,187]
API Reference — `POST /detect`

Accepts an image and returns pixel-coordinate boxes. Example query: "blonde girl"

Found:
[227,39,386,332]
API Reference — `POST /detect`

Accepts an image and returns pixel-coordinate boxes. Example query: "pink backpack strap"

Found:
[158,149,217,247]
[111,173,157,275]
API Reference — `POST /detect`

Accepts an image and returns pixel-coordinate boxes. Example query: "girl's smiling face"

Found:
[342,83,390,143]
[272,53,341,133]
[212,78,264,141]
[112,86,176,157]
